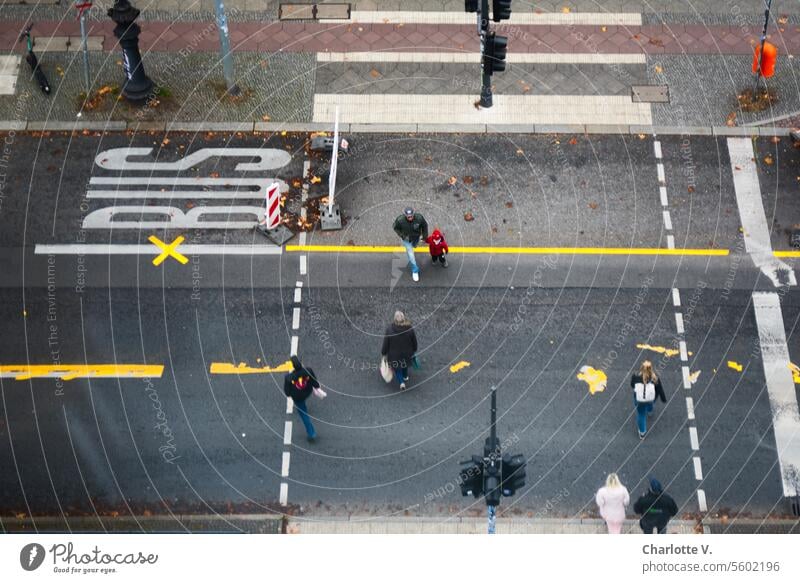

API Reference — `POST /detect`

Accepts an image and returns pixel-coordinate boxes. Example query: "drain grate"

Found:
[631,85,670,103]
[279,3,351,20]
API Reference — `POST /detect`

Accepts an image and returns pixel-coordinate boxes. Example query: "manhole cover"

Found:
[631,85,670,103]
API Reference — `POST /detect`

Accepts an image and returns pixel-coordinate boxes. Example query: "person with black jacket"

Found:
[393,207,429,282]
[633,478,678,534]
[631,360,667,439]
[381,310,418,390]
[283,356,325,442]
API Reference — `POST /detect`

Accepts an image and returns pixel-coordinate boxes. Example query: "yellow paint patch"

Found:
[209,360,294,375]
[636,343,692,358]
[688,370,701,384]
[577,365,607,395]
[789,362,800,384]
[727,361,743,372]
[449,361,471,373]
[149,235,189,266]
[0,364,164,381]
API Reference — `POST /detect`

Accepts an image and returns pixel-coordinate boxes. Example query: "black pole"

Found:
[479,0,492,107]
[108,0,154,103]
[753,0,773,96]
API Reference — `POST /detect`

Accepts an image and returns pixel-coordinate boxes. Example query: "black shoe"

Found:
[307,435,317,443]
[441,256,448,267]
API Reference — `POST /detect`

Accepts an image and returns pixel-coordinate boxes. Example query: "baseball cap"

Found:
[404,207,415,217]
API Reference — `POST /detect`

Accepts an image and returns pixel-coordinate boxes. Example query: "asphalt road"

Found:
[0,131,798,523]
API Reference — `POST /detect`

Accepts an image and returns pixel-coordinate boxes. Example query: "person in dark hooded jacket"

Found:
[381,310,418,390]
[633,478,678,534]
[284,355,323,442]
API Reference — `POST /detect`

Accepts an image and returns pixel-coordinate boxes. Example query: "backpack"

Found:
[634,382,656,403]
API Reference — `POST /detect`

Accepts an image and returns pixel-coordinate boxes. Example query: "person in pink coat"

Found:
[595,473,630,534]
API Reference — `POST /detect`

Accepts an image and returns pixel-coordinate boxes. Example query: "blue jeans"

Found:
[394,366,408,385]
[401,239,419,274]
[635,398,654,434]
[295,399,316,438]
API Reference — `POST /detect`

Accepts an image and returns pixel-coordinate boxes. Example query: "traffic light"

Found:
[484,459,502,506]
[501,454,526,496]
[492,0,512,21]
[483,32,507,75]
[465,0,478,12]
[459,456,484,497]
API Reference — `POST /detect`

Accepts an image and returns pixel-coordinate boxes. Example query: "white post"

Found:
[328,106,340,215]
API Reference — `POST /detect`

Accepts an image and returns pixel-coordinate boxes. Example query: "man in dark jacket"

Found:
[633,478,678,534]
[381,311,418,390]
[393,207,429,282]
[283,356,320,442]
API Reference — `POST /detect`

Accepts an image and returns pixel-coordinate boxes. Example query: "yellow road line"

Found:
[210,361,294,375]
[0,364,164,381]
[774,251,800,258]
[286,245,730,256]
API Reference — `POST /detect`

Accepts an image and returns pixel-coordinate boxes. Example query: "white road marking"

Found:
[87,176,288,198]
[679,341,688,362]
[659,186,668,206]
[329,10,642,26]
[283,421,293,445]
[689,426,699,451]
[292,308,301,330]
[752,291,800,497]
[299,232,307,246]
[672,288,681,307]
[286,397,293,414]
[281,452,291,477]
[693,457,704,481]
[35,244,282,255]
[728,138,796,287]
[294,288,302,303]
[290,335,299,356]
[95,147,292,172]
[296,281,303,288]
[696,489,708,513]
[656,163,665,184]
[662,210,672,231]
[82,205,267,230]
[300,255,307,275]
[0,55,20,95]
[675,312,684,334]
[317,51,646,64]
[682,366,692,389]
[653,141,662,159]
[686,397,695,420]
[279,482,288,506]
[667,235,675,249]
[314,94,653,126]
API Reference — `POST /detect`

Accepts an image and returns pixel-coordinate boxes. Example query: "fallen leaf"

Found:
[778,15,788,25]
[464,211,475,221]
[726,111,737,127]
[447,176,457,186]
[771,136,781,144]
[370,68,381,78]
[310,176,322,184]
[262,114,271,122]
[463,176,474,184]
[210,172,219,178]
[516,148,524,155]
[588,201,598,209]
[764,155,774,165]
[561,6,571,13]
[654,65,663,74]
[568,137,578,145]
[600,26,607,32]
[688,186,695,193]
[505,201,513,208]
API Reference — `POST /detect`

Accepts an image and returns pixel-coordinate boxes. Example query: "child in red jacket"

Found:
[425,228,449,267]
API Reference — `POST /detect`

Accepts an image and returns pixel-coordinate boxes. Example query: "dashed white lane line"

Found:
[667,235,675,250]
[653,141,662,160]
[279,482,288,506]
[675,313,685,335]
[292,308,301,330]
[689,426,700,451]
[693,457,704,481]
[294,287,302,303]
[656,163,665,183]
[659,186,669,207]
[299,255,307,275]
[662,210,673,231]
[281,452,291,477]
[697,489,708,513]
[283,421,293,445]
[682,366,692,389]
[679,341,688,362]
[296,281,303,288]
[290,335,299,356]
[672,288,681,307]
[285,397,293,414]
[686,397,695,421]
[752,291,800,497]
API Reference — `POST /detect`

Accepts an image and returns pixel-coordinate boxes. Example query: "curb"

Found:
[1,514,285,533]
[3,120,792,137]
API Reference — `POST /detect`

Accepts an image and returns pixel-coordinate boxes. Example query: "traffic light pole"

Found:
[485,386,500,533]
[479,0,492,107]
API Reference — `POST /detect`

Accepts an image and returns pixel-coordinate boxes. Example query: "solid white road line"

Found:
[686,397,695,420]
[689,426,699,451]
[35,244,282,256]
[281,452,291,477]
[292,308,301,330]
[728,138,796,286]
[659,186,668,206]
[672,288,681,307]
[696,489,708,513]
[317,51,647,64]
[279,482,288,506]
[283,421,293,445]
[329,10,642,26]
[675,313,684,335]
[693,457,704,481]
[290,335,299,356]
[752,291,800,497]
[314,94,653,126]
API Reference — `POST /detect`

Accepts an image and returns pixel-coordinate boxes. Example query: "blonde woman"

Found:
[595,473,630,534]
[631,360,667,439]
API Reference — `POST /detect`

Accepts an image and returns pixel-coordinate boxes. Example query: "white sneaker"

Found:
[400,382,407,390]
[412,272,419,282]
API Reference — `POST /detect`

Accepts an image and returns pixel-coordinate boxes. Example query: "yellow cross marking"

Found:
[148,235,189,266]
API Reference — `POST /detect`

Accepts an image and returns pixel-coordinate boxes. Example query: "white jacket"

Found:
[595,485,630,523]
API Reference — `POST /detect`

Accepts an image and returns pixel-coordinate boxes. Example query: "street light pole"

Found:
[484,386,500,533]
[107,0,153,103]
[213,0,240,96]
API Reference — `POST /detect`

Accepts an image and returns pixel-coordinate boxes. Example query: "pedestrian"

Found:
[393,206,429,282]
[380,310,418,390]
[631,360,667,438]
[595,472,630,534]
[283,355,326,443]
[633,478,678,534]
[425,228,449,268]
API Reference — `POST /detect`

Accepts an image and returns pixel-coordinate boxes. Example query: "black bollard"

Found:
[108,0,153,103]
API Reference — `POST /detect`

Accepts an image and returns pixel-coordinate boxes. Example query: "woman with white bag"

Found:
[380,311,418,390]
[631,360,667,439]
